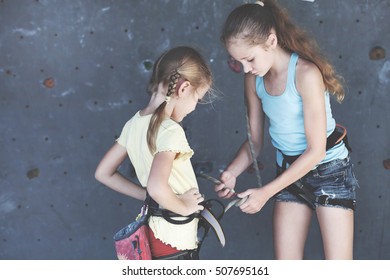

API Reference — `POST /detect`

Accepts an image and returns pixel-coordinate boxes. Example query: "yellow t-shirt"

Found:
[116,111,199,250]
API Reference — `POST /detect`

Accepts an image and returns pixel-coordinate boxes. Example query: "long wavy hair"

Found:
[221,0,345,102]
[146,46,213,153]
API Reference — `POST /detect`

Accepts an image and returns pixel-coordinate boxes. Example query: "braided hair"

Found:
[146,46,212,153]
[166,71,182,100]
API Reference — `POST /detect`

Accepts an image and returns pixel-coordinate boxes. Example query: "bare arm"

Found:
[95,142,146,201]
[271,62,327,188]
[216,73,265,197]
[147,151,204,216]
[239,61,327,214]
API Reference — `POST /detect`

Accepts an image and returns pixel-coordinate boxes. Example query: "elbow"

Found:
[247,139,263,157]
[314,148,326,164]
[146,185,158,199]
[306,144,326,165]
[94,170,102,183]
[252,140,262,155]
[94,167,106,183]
[146,182,167,203]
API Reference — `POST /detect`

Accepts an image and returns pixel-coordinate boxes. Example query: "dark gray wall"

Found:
[0,0,389,260]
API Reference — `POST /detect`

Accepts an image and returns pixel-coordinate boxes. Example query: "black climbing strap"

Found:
[279,167,356,210]
[146,193,227,252]
[316,195,356,210]
[279,124,355,210]
[281,124,352,168]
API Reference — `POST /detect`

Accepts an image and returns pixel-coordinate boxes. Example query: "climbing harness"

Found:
[244,91,355,210]
[280,124,352,170]
[279,124,356,210]
[145,192,226,259]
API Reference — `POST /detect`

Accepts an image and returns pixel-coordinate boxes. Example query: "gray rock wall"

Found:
[0,0,389,259]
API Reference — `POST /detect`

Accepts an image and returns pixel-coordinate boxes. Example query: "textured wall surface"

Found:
[0,0,389,260]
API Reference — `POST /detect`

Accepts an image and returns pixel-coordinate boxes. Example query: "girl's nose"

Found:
[242,63,252,74]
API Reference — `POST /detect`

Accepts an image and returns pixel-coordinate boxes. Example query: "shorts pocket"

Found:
[310,170,346,187]
[308,159,348,187]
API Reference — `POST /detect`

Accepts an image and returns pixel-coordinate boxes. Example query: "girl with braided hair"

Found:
[215,0,358,259]
[95,46,213,259]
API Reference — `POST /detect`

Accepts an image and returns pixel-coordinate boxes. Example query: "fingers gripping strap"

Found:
[225,196,248,213]
[198,172,223,185]
[198,172,236,194]
[196,172,246,213]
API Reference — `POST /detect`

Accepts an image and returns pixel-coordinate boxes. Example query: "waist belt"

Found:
[281,124,352,168]
[146,194,226,247]
[149,207,198,224]
[279,124,355,210]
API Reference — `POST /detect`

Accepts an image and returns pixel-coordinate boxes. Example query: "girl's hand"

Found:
[237,187,269,214]
[215,170,236,199]
[178,188,204,216]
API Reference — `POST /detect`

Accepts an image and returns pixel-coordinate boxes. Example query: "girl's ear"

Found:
[177,81,191,97]
[267,33,278,49]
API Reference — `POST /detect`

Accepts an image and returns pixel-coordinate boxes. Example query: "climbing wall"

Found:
[0,0,389,260]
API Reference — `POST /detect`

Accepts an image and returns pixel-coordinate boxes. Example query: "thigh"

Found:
[273,201,313,260]
[316,206,354,259]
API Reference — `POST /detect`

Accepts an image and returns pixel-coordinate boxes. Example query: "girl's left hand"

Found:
[237,188,269,214]
[177,188,205,215]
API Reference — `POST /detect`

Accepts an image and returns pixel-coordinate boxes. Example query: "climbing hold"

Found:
[142,59,153,72]
[227,56,242,73]
[27,168,40,179]
[43,77,55,88]
[369,46,386,60]
[383,159,390,170]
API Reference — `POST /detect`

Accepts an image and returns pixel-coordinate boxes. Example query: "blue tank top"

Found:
[255,53,348,167]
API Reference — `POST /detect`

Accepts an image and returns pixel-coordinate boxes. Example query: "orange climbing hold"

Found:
[369,46,386,60]
[43,77,55,88]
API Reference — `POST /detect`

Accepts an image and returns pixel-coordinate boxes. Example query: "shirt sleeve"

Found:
[155,120,194,161]
[115,120,130,148]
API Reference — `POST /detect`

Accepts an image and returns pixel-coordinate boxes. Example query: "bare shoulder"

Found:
[295,57,325,95]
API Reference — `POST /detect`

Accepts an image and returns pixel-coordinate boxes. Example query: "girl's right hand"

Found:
[215,170,236,199]
[178,188,204,215]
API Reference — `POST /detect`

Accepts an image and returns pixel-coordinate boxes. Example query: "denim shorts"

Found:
[274,156,359,210]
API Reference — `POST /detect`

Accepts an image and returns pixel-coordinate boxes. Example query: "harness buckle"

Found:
[317,195,331,206]
[323,196,330,205]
